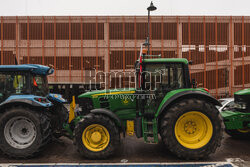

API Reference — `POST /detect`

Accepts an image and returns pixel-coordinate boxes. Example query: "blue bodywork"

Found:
[0,64,54,75]
[0,64,67,109]
[0,94,53,108]
[48,93,67,103]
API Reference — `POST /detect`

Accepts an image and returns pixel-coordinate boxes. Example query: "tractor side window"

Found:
[0,73,27,97]
[169,65,184,88]
[13,75,26,93]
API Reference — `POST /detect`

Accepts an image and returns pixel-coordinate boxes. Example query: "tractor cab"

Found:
[135,50,191,114]
[134,46,193,142]
[0,64,65,105]
[0,65,52,104]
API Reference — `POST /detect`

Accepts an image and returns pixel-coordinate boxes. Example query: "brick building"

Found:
[0,16,249,99]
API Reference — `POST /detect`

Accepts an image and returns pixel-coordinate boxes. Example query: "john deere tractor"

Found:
[0,64,68,158]
[73,45,224,160]
[221,89,250,139]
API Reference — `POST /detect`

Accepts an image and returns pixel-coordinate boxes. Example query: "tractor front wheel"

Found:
[74,114,120,159]
[0,107,51,158]
[160,98,223,159]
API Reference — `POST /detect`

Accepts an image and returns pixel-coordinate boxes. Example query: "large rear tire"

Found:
[74,114,120,159]
[160,98,223,159]
[0,107,51,158]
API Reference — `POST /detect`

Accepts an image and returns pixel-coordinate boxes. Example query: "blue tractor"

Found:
[0,64,68,158]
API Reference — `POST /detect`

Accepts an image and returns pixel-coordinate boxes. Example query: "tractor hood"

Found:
[78,88,136,99]
[234,88,250,96]
[234,88,250,104]
[48,93,67,103]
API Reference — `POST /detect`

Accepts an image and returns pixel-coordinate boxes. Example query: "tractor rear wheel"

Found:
[160,98,223,159]
[74,114,120,159]
[225,129,250,139]
[0,107,51,158]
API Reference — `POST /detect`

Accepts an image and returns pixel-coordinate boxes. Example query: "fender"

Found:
[0,95,52,109]
[156,89,222,117]
[90,108,123,130]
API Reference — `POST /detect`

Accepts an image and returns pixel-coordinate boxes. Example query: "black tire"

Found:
[0,107,51,158]
[74,114,120,159]
[51,104,69,138]
[160,98,223,160]
[225,129,250,139]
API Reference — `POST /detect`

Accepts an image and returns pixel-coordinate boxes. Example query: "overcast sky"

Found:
[1,0,249,16]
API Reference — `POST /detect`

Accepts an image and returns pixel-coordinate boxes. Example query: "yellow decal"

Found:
[122,98,129,105]
[91,91,135,98]
[69,96,76,123]
[126,120,134,136]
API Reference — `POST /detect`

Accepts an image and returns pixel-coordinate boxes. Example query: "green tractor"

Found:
[72,46,224,160]
[221,89,250,139]
[0,47,223,160]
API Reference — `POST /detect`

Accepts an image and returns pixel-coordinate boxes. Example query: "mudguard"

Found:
[156,89,221,117]
[0,95,52,109]
[90,108,123,130]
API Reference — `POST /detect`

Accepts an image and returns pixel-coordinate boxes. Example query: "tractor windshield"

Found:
[32,75,49,97]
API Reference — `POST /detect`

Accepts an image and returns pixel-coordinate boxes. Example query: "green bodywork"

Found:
[79,88,207,120]
[155,88,208,117]
[221,89,250,130]
[78,87,209,142]
[234,88,250,95]
[79,88,136,120]
[142,58,189,64]
[77,58,213,143]
[221,110,250,129]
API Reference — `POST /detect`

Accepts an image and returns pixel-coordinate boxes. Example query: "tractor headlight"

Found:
[47,68,54,75]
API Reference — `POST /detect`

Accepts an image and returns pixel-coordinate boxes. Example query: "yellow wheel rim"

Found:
[237,128,250,133]
[82,124,110,152]
[175,111,213,149]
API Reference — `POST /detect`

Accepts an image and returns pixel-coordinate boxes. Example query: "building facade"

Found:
[0,16,250,99]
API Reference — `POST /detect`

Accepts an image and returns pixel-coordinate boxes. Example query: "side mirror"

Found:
[191,79,197,88]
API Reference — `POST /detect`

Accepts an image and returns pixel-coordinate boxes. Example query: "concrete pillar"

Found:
[177,20,182,58]
[229,18,234,97]
[104,21,109,73]
[104,20,110,89]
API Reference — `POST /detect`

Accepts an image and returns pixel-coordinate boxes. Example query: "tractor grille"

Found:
[99,97,110,109]
[78,97,93,114]
[234,94,250,103]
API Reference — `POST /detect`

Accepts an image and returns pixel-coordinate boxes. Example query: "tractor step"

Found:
[144,131,154,135]
[142,117,158,144]
[144,121,153,125]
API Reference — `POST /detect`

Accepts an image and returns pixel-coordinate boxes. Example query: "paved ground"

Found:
[0,133,249,164]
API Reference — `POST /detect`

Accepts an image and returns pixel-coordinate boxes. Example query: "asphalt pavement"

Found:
[0,133,249,165]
